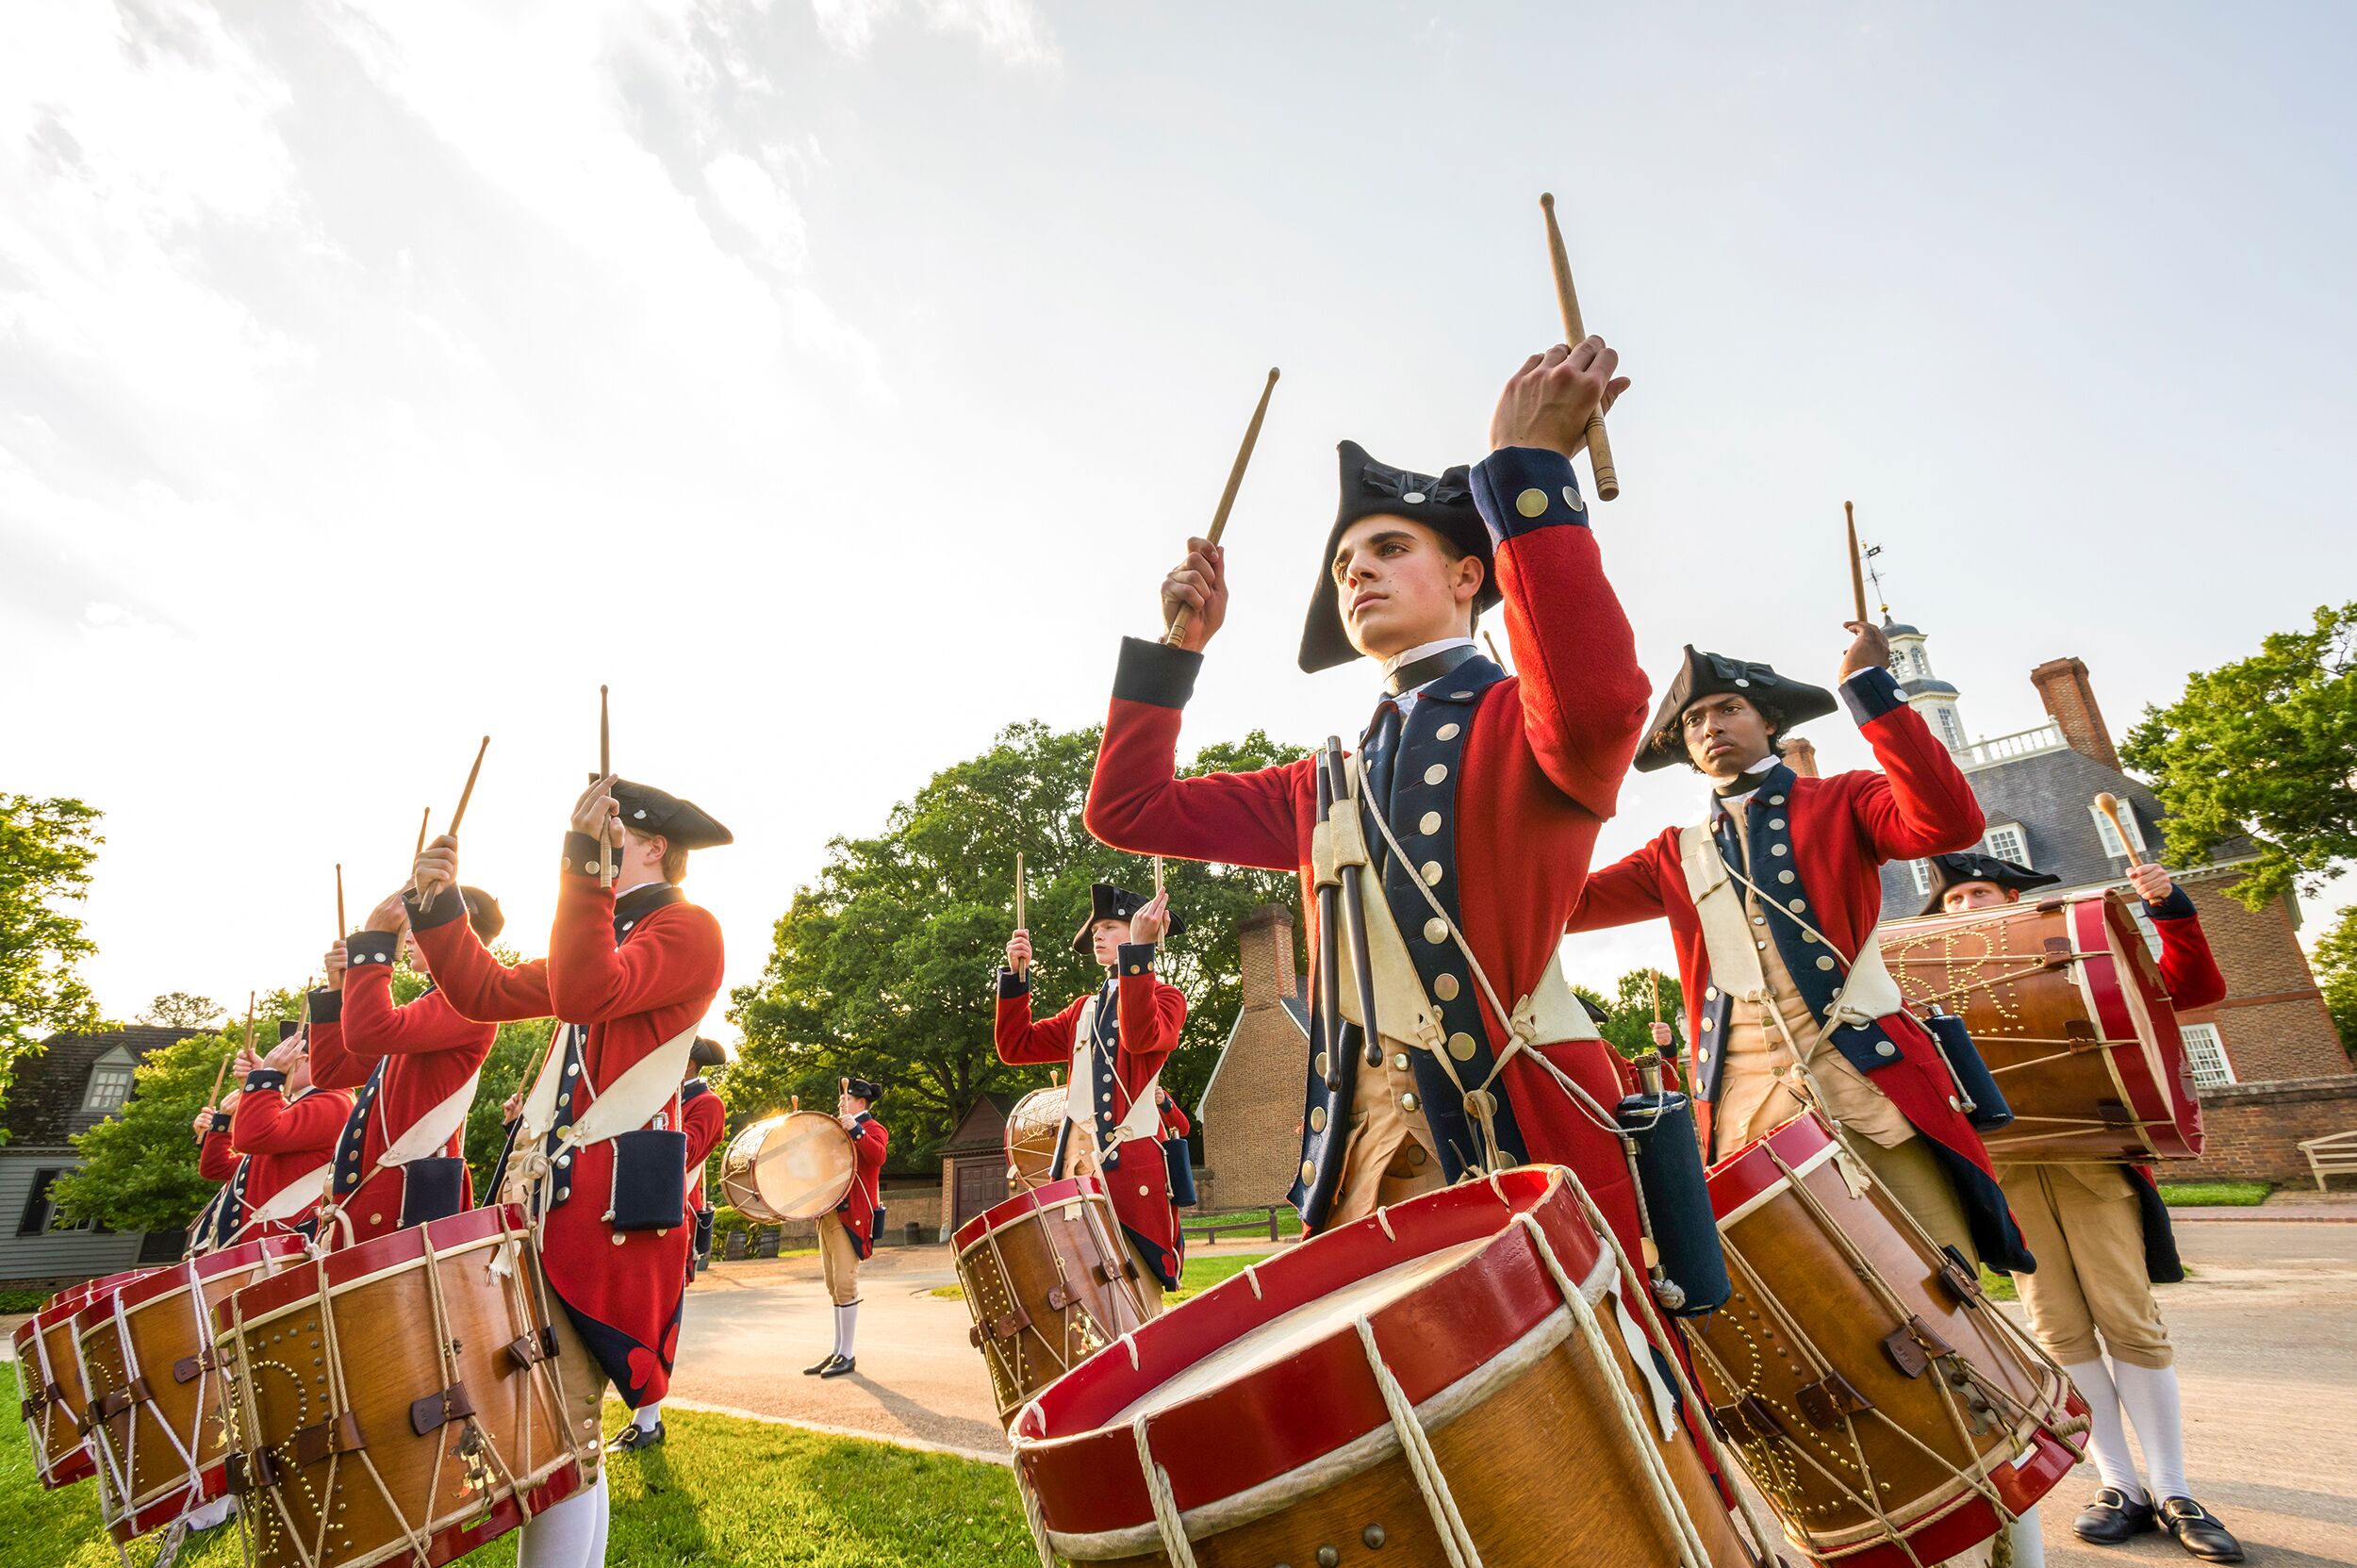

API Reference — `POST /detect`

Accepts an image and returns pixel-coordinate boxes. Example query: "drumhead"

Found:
[751,1111,858,1220]
[1004,1086,1065,1189]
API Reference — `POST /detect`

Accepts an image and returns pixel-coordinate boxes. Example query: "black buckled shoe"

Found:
[803,1352,842,1376]
[2160,1497,2244,1562]
[818,1354,857,1379]
[607,1419,665,1453]
[2074,1487,2158,1544]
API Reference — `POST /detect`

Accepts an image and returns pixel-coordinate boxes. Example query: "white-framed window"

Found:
[84,1054,135,1114]
[1983,823,2030,867]
[2092,798,2150,859]
[2179,1022,2234,1089]
[1908,860,1933,896]
[1931,704,1966,749]
[14,1169,95,1236]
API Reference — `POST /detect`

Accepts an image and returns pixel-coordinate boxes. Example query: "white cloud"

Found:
[703,150,810,272]
[806,0,1058,68]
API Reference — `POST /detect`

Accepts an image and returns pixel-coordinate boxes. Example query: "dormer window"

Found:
[84,1050,135,1114]
[1984,823,2030,867]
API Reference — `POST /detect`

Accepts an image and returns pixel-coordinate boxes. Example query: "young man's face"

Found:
[1941,881,2018,914]
[1334,516,1482,661]
[287,1048,314,1095]
[400,925,429,976]
[1089,917,1129,967]
[1680,693,1774,780]
[616,827,671,887]
[837,1090,869,1120]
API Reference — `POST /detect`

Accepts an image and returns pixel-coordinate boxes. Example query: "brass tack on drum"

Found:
[1319,1548,1341,1568]
[1363,1524,1387,1548]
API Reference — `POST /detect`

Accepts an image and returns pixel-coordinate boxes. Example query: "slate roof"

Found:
[2,1027,204,1151]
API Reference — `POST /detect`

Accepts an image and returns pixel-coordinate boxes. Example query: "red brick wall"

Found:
[2175,879,2351,1083]
[2172,1077,2357,1186]
[2031,656,2122,771]
[1197,905,1309,1213]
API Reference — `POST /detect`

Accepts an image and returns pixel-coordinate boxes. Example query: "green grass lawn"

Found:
[1,1402,1033,1568]
[931,1246,1275,1304]
[2157,1180,2273,1207]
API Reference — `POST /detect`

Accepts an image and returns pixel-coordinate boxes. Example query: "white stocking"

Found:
[2064,1359,2145,1499]
[585,1470,611,1563]
[632,1402,661,1433]
[838,1299,860,1358]
[2113,1362,2189,1501]
[517,1475,603,1568]
[2006,1505,2046,1568]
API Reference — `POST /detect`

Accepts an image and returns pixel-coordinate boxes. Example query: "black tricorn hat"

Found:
[1636,647,1838,774]
[459,886,504,944]
[609,779,733,851]
[688,1036,729,1070]
[1298,441,1499,675]
[1919,852,2061,917]
[843,1076,882,1104]
[1071,883,1187,954]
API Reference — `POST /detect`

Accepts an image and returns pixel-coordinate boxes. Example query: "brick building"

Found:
[1873,620,2354,1180]
[1194,904,1310,1213]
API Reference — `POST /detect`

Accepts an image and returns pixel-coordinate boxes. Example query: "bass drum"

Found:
[1002,1085,1066,1192]
[1881,889,2201,1162]
[718,1111,855,1224]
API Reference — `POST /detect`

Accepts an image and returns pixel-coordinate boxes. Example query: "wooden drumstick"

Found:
[1845,501,1869,625]
[1165,367,1279,647]
[2094,792,2143,868]
[1539,193,1618,502]
[1153,855,1164,900]
[598,686,616,889]
[1014,851,1029,976]
[1483,630,1508,670]
[336,862,345,936]
[1649,968,1661,1024]
[449,735,490,835]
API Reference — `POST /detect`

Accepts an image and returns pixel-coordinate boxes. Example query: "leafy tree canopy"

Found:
[2313,904,2357,1061]
[1567,966,1688,1063]
[139,992,224,1029]
[0,794,104,1137]
[2122,602,2357,910]
[729,721,1307,1166]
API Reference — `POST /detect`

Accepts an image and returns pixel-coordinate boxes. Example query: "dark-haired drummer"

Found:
[406,774,729,1568]
[808,1075,887,1379]
[190,1021,354,1251]
[1925,854,2242,1564]
[997,882,1189,1304]
[305,884,504,1247]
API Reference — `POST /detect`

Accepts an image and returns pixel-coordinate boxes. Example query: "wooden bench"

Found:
[2298,1129,2357,1192]
[1182,1207,1285,1245]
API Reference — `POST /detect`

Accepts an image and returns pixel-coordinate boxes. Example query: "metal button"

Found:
[1393,1053,1410,1072]
[1301,1160,1317,1184]
[1769,795,1785,805]
[1817,956,1837,971]
[1423,763,1448,786]
[1702,1018,1715,1032]
[1420,860,1444,885]
[1753,916,1767,926]
[1310,1108,1327,1132]
[1316,1052,1330,1079]
[1435,723,1460,741]
[1419,811,1442,834]
[1789,900,1805,912]
[1448,1032,1477,1062]
[1876,1041,1897,1057]
[1400,1093,1420,1113]
[1705,986,1718,1000]
[1769,818,1785,830]
[1403,491,1426,505]
[1561,485,1583,511]
[1407,1147,1426,1167]
[1756,940,1769,950]
[1450,691,1473,700]
[1424,917,1448,944]
[1771,844,1788,857]
[1515,487,1548,518]
[1434,973,1459,1000]
[1778,870,1796,883]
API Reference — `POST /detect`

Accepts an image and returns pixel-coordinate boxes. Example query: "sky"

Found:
[7,1,2354,1039]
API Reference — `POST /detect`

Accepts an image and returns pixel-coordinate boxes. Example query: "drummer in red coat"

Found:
[1926,853,2243,1563]
[997,883,1190,1301]
[405,772,729,1568]
[613,1036,731,1455]
[1085,342,1661,1262]
[808,1076,888,1379]
[196,1023,354,1250]
[305,885,503,1248]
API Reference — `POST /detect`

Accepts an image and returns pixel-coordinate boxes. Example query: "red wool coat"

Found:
[1564,670,2036,1270]
[682,1080,726,1206]
[219,1073,354,1244]
[307,944,496,1247]
[1084,445,1656,1260]
[996,954,1189,1288]
[835,1114,890,1260]
[414,867,724,1409]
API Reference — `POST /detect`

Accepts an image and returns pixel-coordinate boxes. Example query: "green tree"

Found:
[1,795,105,1135]
[2122,602,2357,911]
[1567,966,1688,1063]
[2314,904,2357,1060]
[139,992,224,1029]
[729,722,1306,1164]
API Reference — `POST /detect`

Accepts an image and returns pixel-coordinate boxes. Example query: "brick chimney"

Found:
[1237,904,1301,1008]
[2029,656,2120,771]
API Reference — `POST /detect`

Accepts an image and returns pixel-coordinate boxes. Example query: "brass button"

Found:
[1771,844,1788,857]
[1435,723,1460,741]
[1702,1017,1716,1032]
[1817,956,1838,971]
[1434,973,1459,1000]
[1418,811,1442,835]
[1448,1032,1477,1062]
[1316,1051,1331,1078]
[1301,1160,1318,1183]
[1400,1093,1419,1113]
[1424,917,1448,944]
[1706,986,1718,1000]
[1310,1107,1327,1132]
[1420,860,1444,885]
[1779,870,1796,883]
[1407,1147,1426,1167]
[1392,1052,1410,1072]
[1515,487,1548,518]
[1423,763,1448,786]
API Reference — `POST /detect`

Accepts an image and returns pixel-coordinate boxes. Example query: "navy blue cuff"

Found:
[208,1112,231,1133]
[346,931,399,969]
[2144,886,2198,921]
[307,988,341,1024]
[997,966,1030,999]
[404,881,469,933]
[1113,636,1201,709]
[1116,942,1159,978]
[559,832,609,879]
[244,1068,288,1093]
[1839,666,1906,724]
[1470,447,1590,545]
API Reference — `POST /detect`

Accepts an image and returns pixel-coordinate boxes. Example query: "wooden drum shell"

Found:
[13,1267,152,1489]
[954,1177,1155,1426]
[1686,1114,2083,1568]
[211,1206,584,1568]
[1003,1086,1066,1193]
[1881,892,2201,1163]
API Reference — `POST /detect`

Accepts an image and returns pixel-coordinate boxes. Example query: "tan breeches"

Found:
[1999,1164,2171,1369]
[1328,1044,1444,1225]
[1848,1131,1979,1269]
[817,1212,862,1307]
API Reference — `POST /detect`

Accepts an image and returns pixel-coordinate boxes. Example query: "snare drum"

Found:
[1002,1086,1066,1192]
[717,1111,854,1224]
[1881,890,2201,1162]
[954,1176,1156,1425]
[212,1205,583,1568]
[1013,1167,1760,1567]
[1686,1114,2085,1567]
[12,1267,153,1490]
[75,1235,307,1542]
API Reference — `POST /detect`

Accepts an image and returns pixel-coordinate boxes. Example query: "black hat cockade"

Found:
[1918,852,2061,918]
[609,779,733,851]
[458,885,505,943]
[1299,441,1499,674]
[843,1076,883,1104]
[1637,646,1838,774]
[1071,882,1187,955]
[688,1036,729,1070]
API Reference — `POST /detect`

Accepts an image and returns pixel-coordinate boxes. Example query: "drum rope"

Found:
[1014,1454,1057,1568]
[89,1296,143,1525]
[486,1207,580,1512]
[1353,1314,1486,1568]
[300,1240,439,1568]
[1130,1417,1203,1568]
[1508,1214,1710,1568]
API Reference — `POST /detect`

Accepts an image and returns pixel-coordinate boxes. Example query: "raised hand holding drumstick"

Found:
[1159,536,1229,654]
[1488,339,1628,461]
[571,773,622,870]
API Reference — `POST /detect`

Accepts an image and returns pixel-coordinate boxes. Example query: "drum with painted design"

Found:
[1880,890,2201,1162]
[717,1111,854,1224]
[74,1234,307,1542]
[211,1204,584,1568]
[1012,1167,1762,1567]
[954,1176,1155,1426]
[1003,1086,1066,1192]
[1686,1113,2085,1568]
[11,1267,153,1490]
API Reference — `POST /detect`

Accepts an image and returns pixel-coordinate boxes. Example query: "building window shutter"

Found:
[17,1169,63,1236]
[1984,824,2029,866]
[2179,1023,2234,1090]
